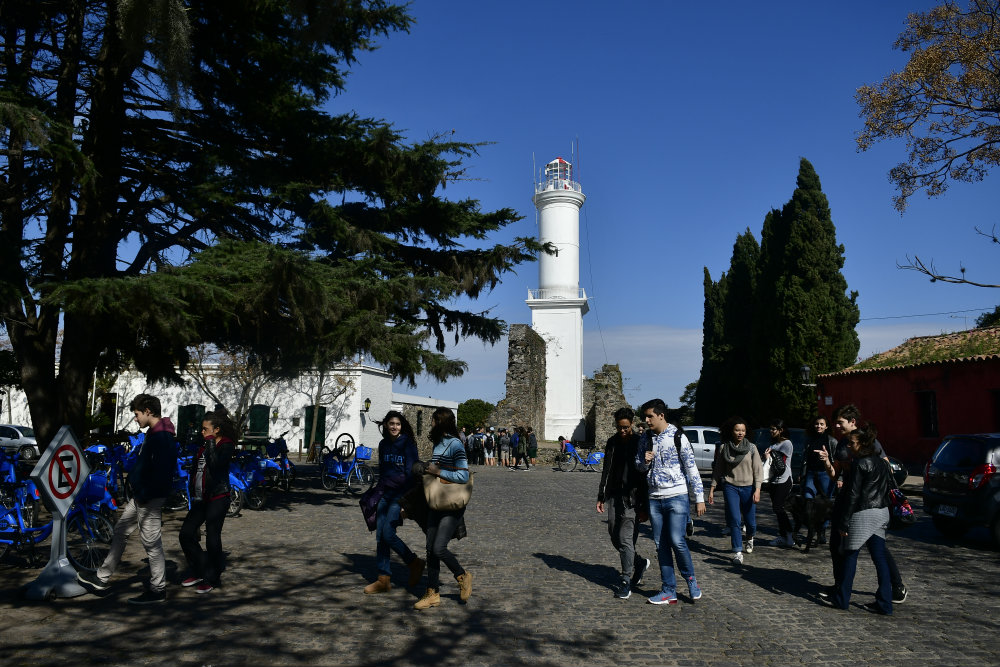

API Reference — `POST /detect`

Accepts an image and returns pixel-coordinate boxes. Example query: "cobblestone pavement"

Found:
[1,464,997,666]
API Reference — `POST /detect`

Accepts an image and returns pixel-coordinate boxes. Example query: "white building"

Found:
[526,157,588,441]
[4,364,457,457]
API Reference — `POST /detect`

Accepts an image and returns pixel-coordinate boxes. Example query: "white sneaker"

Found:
[731,551,744,565]
[745,537,754,553]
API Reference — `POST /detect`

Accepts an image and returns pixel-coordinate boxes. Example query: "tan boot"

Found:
[456,570,473,602]
[413,588,440,610]
[364,575,391,594]
[407,557,425,588]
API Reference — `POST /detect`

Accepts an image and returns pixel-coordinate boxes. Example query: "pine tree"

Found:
[0,2,538,444]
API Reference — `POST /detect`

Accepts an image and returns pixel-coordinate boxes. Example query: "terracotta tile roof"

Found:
[820,326,1000,377]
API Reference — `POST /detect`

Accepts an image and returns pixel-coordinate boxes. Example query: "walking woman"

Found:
[414,406,472,609]
[363,411,424,594]
[179,409,236,594]
[764,418,795,547]
[828,422,893,614]
[708,416,763,565]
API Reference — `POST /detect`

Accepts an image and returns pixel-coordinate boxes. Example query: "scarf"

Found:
[720,437,753,465]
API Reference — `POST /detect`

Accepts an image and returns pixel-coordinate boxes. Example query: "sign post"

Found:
[26,425,91,600]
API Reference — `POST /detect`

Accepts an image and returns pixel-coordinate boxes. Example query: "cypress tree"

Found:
[695,268,728,426]
[721,230,761,422]
[753,158,859,424]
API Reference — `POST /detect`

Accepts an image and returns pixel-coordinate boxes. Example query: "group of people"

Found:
[459,425,537,469]
[77,394,235,604]
[597,399,906,614]
[364,407,472,609]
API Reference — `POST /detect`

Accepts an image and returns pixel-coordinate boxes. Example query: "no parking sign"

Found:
[30,425,89,518]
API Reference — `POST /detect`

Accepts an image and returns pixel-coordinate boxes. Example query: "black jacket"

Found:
[836,453,890,532]
[189,437,234,501]
[802,432,837,476]
[132,418,178,503]
[597,433,648,504]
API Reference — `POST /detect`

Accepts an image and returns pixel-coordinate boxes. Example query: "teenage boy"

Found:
[820,403,908,605]
[78,394,178,604]
[597,407,650,599]
[635,398,705,605]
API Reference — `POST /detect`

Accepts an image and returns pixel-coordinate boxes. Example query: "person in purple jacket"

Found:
[364,410,423,594]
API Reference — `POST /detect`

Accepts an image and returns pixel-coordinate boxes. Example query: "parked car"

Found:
[0,424,39,460]
[887,456,908,488]
[753,427,806,483]
[683,426,721,473]
[922,433,1000,545]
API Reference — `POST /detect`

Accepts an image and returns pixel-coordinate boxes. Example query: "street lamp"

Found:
[800,365,816,387]
[361,397,371,414]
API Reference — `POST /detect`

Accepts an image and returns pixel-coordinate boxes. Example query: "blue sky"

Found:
[337,1,999,411]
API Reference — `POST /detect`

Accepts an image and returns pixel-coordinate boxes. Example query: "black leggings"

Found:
[769,478,794,537]
[425,508,465,589]
[179,495,229,585]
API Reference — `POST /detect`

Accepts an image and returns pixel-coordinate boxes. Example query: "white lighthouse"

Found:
[527,157,588,442]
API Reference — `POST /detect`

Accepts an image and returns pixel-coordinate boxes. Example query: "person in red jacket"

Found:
[179,409,236,594]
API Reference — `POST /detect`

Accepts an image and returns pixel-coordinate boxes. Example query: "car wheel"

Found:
[932,515,969,539]
[18,446,36,461]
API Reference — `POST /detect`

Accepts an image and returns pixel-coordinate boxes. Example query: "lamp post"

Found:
[361,397,371,414]
[800,365,816,387]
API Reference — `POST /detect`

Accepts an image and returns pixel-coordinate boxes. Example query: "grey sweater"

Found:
[711,441,763,490]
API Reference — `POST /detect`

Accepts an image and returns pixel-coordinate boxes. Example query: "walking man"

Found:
[597,407,650,599]
[78,394,177,604]
[635,398,705,604]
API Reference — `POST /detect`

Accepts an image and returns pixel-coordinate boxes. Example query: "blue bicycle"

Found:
[0,481,114,570]
[320,434,374,494]
[556,441,605,472]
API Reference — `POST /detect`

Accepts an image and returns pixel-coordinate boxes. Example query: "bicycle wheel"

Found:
[557,452,577,472]
[345,464,372,495]
[227,489,243,518]
[245,486,266,510]
[585,453,604,473]
[66,510,114,572]
[334,433,356,459]
[321,467,338,490]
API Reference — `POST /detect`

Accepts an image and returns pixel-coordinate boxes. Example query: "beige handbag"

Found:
[422,472,473,511]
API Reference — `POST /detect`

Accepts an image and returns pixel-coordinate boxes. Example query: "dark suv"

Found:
[923,433,1000,545]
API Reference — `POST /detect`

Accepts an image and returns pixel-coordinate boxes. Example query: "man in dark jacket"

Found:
[78,394,178,605]
[597,407,650,599]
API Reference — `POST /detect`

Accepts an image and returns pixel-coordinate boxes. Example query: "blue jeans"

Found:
[376,497,415,575]
[647,495,695,595]
[835,533,893,614]
[722,484,756,552]
[802,470,834,499]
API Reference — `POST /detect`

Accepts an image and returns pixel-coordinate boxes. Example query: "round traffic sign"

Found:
[48,444,83,500]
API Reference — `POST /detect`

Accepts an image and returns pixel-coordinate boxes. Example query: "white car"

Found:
[0,424,39,460]
[683,425,721,473]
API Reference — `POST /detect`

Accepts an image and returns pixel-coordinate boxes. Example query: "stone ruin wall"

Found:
[488,324,546,433]
[583,364,630,447]
[490,325,628,448]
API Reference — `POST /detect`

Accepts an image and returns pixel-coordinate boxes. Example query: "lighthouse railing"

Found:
[534,178,582,194]
[527,288,587,300]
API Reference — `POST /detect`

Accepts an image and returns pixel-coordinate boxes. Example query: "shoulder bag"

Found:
[423,470,473,511]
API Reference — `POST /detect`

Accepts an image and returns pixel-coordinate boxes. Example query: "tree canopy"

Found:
[857,0,1000,213]
[696,159,860,426]
[0,1,539,444]
[457,398,495,432]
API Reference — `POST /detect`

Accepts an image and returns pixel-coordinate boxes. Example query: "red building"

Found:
[816,327,1000,465]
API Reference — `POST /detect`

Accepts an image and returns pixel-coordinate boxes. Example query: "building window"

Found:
[416,410,423,436]
[916,391,939,437]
